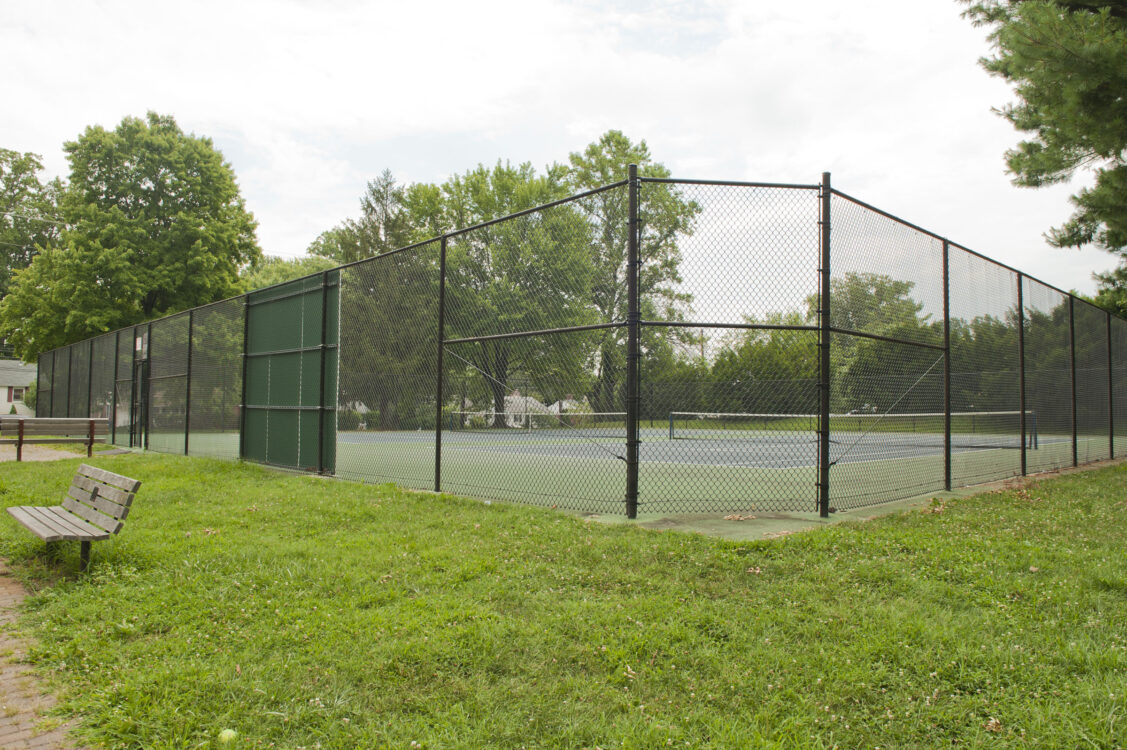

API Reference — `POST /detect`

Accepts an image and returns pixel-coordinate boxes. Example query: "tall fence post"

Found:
[1069,295,1078,467]
[145,322,152,450]
[818,172,832,518]
[1017,273,1027,475]
[1108,310,1114,458]
[65,345,73,418]
[110,332,119,443]
[86,341,94,419]
[317,272,330,474]
[625,164,641,519]
[185,309,194,455]
[239,294,250,461]
[34,353,42,418]
[51,349,57,417]
[435,236,448,493]
[942,240,951,491]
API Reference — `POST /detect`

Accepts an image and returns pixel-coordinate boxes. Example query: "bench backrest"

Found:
[63,464,142,535]
[0,417,110,437]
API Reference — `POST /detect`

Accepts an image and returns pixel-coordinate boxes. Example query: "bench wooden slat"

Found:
[26,506,108,541]
[29,506,93,538]
[67,483,131,521]
[7,507,68,542]
[40,507,110,540]
[0,419,109,433]
[1,429,108,438]
[61,496,122,534]
[78,464,142,494]
[71,474,135,509]
[0,437,108,445]
[0,418,108,429]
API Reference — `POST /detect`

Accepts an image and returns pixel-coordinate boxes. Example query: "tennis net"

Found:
[447,411,628,438]
[668,410,1038,449]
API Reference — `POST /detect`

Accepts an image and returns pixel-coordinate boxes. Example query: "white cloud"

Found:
[0,0,1117,294]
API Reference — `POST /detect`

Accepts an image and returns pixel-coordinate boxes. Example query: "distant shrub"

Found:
[337,409,362,431]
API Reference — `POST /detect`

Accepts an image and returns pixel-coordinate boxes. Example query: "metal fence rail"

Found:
[36,170,1127,517]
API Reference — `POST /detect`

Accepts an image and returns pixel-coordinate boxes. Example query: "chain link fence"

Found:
[35,170,1127,516]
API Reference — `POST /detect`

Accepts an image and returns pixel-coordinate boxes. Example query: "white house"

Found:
[0,359,36,416]
[548,396,590,414]
[501,390,550,428]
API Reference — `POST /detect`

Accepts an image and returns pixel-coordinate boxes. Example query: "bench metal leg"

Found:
[80,541,91,572]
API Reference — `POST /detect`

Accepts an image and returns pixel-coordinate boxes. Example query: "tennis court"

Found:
[36,174,1127,517]
[334,410,1081,514]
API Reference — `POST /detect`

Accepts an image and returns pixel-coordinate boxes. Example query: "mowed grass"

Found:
[0,454,1125,748]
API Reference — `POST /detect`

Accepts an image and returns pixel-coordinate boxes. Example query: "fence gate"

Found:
[241,272,338,472]
[130,347,149,448]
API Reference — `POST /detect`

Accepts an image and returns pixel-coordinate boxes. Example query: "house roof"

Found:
[0,359,37,387]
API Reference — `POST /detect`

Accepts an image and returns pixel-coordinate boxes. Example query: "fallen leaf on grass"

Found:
[763,529,799,539]
[983,717,1002,732]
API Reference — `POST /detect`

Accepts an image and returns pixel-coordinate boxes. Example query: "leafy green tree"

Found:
[961,1,1127,306]
[0,149,60,300]
[562,131,700,411]
[438,161,595,422]
[309,170,419,264]
[949,314,1021,412]
[0,113,261,360]
[338,249,440,431]
[801,273,941,412]
[241,254,338,292]
[1094,265,1127,317]
[317,131,696,425]
[705,312,819,415]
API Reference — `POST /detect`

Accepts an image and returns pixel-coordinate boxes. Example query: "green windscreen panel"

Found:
[243,272,339,472]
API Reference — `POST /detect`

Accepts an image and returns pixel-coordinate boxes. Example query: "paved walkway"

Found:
[0,445,84,463]
[0,446,90,749]
[0,562,87,749]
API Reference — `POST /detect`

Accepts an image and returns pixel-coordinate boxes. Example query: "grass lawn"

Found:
[0,454,1125,748]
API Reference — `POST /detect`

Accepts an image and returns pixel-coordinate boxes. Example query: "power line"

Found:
[0,211,65,227]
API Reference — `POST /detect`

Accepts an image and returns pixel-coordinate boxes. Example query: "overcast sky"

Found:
[1,0,1116,296]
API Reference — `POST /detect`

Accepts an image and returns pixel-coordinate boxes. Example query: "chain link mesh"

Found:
[1113,315,1127,458]
[947,246,1022,484]
[335,243,440,491]
[1022,278,1074,473]
[1074,299,1112,463]
[52,346,70,417]
[24,175,1127,515]
[828,334,946,510]
[89,332,116,421]
[439,188,632,512]
[188,298,245,459]
[67,339,90,418]
[35,349,52,417]
[830,196,945,348]
[113,329,134,445]
[634,183,820,513]
[148,313,190,454]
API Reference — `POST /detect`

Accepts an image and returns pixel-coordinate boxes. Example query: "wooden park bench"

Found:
[0,417,109,461]
[6,464,141,571]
